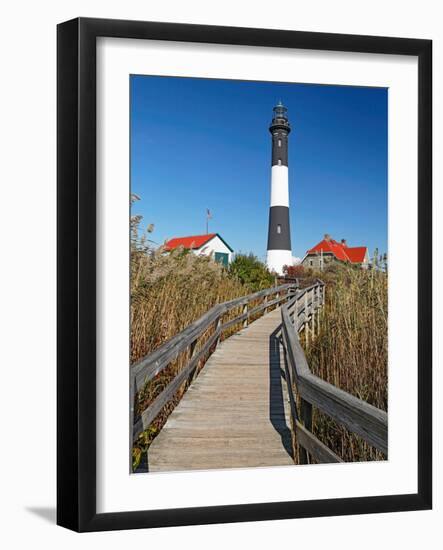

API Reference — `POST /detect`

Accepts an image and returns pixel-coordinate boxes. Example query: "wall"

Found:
[302,254,369,269]
[302,253,335,269]
[0,1,441,549]
[196,235,233,263]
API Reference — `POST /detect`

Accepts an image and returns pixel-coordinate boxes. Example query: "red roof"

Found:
[345,246,367,263]
[306,238,367,264]
[163,233,217,251]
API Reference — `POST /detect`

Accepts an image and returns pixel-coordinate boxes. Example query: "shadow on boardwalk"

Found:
[269,325,293,459]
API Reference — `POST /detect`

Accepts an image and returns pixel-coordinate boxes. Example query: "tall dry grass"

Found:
[131,246,248,469]
[303,264,388,462]
[131,248,247,363]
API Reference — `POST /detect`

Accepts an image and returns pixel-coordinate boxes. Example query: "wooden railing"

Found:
[130,283,297,445]
[280,279,388,464]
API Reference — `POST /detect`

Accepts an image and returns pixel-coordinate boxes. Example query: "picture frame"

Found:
[57,17,432,532]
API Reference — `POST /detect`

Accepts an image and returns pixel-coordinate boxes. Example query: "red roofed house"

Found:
[163,233,233,267]
[301,234,369,269]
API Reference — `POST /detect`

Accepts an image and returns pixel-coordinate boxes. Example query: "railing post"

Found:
[310,288,313,340]
[129,375,137,472]
[215,313,222,349]
[293,294,298,331]
[243,302,248,328]
[318,284,325,332]
[287,286,292,303]
[264,294,268,315]
[189,339,197,357]
[312,286,317,338]
[304,291,309,346]
[299,398,313,464]
[188,338,199,383]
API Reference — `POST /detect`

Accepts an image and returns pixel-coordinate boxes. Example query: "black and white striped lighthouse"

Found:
[266,101,293,274]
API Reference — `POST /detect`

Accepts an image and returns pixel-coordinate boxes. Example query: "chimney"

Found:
[341,238,347,247]
[324,233,331,241]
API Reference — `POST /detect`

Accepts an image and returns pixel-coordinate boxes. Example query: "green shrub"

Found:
[228,253,275,292]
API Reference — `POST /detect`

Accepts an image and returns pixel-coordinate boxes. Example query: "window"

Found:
[309,260,313,266]
[278,159,282,166]
[278,138,282,147]
[277,224,281,234]
[214,252,229,267]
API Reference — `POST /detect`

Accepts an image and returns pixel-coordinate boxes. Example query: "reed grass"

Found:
[303,264,388,462]
[130,197,387,468]
[131,246,248,469]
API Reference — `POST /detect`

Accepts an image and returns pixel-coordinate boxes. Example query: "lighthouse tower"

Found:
[266,102,293,275]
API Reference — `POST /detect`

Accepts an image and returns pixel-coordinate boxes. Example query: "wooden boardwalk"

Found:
[135,281,387,472]
[147,308,294,472]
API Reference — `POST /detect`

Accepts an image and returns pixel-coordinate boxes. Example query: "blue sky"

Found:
[131,75,387,262]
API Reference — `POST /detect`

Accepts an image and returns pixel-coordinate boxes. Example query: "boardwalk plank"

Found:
[148,308,294,472]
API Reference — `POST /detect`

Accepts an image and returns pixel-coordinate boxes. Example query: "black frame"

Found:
[57,17,432,532]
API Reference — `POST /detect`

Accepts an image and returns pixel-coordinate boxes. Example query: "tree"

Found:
[228,253,274,292]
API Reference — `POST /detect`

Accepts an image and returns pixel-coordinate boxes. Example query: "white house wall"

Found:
[194,235,233,262]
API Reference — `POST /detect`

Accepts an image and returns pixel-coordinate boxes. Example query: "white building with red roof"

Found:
[163,233,233,267]
[301,234,369,269]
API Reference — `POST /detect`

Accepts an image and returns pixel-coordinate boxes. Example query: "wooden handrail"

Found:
[131,276,388,463]
[280,280,388,463]
[131,283,296,443]
[131,283,293,390]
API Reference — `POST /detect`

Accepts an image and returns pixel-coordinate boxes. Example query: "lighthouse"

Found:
[266,102,293,275]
